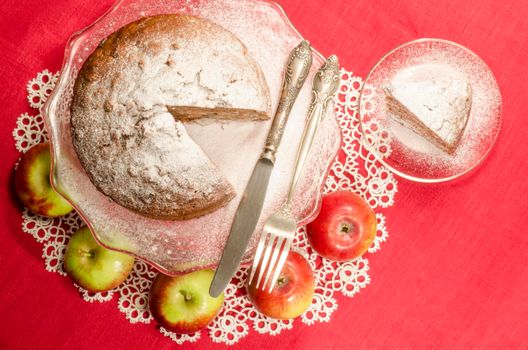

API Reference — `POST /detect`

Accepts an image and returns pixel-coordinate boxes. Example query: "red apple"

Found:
[149,269,224,334]
[306,190,377,261]
[15,142,73,217]
[64,226,135,292]
[247,251,315,319]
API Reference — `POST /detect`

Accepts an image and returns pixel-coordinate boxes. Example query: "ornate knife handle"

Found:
[286,55,340,204]
[261,40,313,164]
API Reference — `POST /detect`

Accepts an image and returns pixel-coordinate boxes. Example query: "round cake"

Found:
[71,14,271,220]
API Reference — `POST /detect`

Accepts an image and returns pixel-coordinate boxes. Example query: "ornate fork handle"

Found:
[261,40,313,164]
[286,55,340,205]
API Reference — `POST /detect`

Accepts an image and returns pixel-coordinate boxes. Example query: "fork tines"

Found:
[248,228,294,292]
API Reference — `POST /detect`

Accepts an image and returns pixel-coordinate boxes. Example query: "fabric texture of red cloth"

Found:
[1,0,527,349]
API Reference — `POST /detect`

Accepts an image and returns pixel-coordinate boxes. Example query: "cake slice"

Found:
[384,63,472,154]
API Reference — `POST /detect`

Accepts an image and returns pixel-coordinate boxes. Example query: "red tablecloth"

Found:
[1,0,527,349]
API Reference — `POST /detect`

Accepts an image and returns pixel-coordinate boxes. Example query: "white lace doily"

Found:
[13,69,397,345]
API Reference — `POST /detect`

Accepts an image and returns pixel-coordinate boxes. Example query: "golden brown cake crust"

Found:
[71,14,271,220]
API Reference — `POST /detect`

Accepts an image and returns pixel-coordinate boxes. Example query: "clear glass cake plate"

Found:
[42,0,341,275]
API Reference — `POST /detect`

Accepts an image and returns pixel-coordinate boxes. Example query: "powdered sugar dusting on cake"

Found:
[385,63,472,150]
[71,14,271,219]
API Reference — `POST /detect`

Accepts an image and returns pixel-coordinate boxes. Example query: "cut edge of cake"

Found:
[385,88,455,154]
[167,105,270,122]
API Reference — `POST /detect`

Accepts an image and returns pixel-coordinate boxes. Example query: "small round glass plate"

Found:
[359,38,501,183]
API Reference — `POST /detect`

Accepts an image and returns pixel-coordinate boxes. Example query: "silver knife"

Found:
[209,40,313,297]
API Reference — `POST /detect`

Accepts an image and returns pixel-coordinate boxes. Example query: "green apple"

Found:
[149,270,224,334]
[15,142,73,217]
[64,227,134,292]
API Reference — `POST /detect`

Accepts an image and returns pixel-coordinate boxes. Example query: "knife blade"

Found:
[209,160,272,296]
[209,40,313,297]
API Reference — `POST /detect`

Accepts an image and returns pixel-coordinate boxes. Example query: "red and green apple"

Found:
[247,251,315,319]
[64,226,135,292]
[15,142,73,217]
[149,269,225,334]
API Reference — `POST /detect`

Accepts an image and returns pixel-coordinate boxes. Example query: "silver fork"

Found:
[248,55,340,291]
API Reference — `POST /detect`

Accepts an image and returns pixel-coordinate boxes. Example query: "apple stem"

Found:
[277,277,286,287]
[78,249,95,258]
[184,292,192,302]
